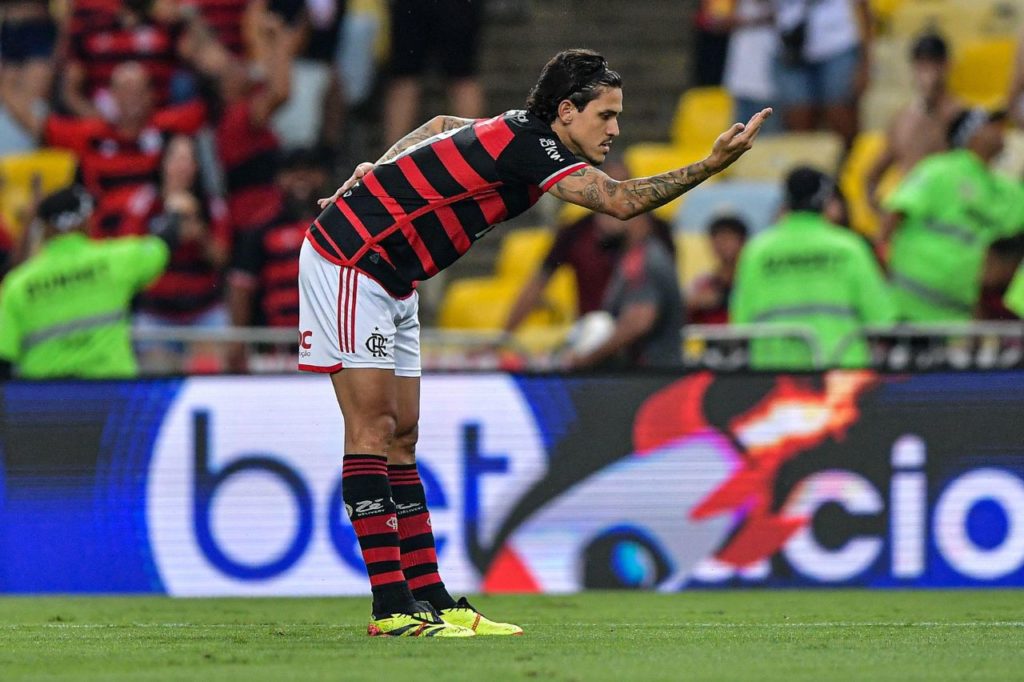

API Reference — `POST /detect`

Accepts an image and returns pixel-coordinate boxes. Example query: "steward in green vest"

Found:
[0,186,170,378]
[731,167,896,369]
[880,107,1024,321]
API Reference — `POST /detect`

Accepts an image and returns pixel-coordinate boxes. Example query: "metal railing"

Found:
[683,323,824,371]
[131,322,1024,373]
[130,323,826,374]
[833,322,1024,371]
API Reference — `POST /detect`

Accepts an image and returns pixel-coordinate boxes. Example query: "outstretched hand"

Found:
[706,107,773,173]
[317,161,376,209]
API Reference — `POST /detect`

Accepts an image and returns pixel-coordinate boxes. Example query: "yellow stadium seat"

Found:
[949,38,1016,108]
[496,228,553,281]
[511,324,572,355]
[0,149,77,236]
[438,268,577,331]
[542,265,578,325]
[839,131,884,238]
[725,132,844,182]
[556,200,591,226]
[889,0,1022,44]
[438,277,520,330]
[871,0,911,30]
[671,86,734,150]
[675,232,717,290]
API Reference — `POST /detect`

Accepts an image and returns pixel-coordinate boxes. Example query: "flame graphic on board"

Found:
[689,371,878,567]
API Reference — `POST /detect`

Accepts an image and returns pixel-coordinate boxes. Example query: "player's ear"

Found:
[557,100,576,125]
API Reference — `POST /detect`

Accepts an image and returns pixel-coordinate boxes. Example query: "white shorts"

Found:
[297,238,421,376]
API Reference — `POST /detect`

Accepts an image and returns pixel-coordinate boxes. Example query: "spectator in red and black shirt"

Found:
[63,0,229,118]
[687,214,749,325]
[124,135,231,325]
[229,147,329,336]
[14,62,207,238]
[210,8,300,231]
[180,0,251,56]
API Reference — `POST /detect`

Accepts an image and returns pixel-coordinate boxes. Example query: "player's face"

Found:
[568,87,622,165]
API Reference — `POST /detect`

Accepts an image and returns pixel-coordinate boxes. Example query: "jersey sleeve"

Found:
[112,236,171,290]
[153,100,208,135]
[43,115,99,155]
[0,284,22,363]
[883,158,941,217]
[496,126,588,191]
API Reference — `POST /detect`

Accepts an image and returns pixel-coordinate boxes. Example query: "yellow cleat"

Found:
[439,597,524,636]
[367,602,476,638]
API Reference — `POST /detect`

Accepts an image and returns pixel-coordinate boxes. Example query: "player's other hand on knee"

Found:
[318,162,376,209]
[706,107,773,173]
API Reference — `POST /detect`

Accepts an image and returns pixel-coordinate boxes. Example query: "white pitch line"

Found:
[2,621,1024,630]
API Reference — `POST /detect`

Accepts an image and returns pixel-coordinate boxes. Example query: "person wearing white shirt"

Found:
[772,0,872,147]
[723,0,781,132]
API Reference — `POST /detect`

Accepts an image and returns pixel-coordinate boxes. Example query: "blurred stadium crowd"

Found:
[0,0,1022,376]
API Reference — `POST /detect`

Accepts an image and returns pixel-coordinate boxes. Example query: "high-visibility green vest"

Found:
[0,233,169,378]
[731,211,896,369]
[884,149,1024,321]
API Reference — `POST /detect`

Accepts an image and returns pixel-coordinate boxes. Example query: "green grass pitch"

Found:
[2,591,1022,681]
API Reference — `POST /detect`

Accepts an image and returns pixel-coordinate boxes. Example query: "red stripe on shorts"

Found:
[348,269,358,355]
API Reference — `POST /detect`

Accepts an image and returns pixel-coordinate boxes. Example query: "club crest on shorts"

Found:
[366,328,388,358]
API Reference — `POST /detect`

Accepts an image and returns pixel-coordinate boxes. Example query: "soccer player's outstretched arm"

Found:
[549,108,771,220]
[318,116,475,208]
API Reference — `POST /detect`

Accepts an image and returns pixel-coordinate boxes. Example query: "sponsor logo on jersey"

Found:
[540,138,563,162]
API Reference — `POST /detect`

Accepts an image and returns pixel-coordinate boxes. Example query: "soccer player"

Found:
[299,49,770,637]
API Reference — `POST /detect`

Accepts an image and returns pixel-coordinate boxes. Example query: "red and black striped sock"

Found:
[388,463,457,611]
[342,454,416,617]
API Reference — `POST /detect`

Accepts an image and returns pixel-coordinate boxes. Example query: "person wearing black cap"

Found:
[879,106,1024,322]
[731,166,895,369]
[865,32,963,216]
[0,186,169,378]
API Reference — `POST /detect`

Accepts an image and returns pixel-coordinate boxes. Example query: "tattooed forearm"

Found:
[376,116,475,164]
[550,161,716,220]
[621,161,712,212]
[376,124,434,164]
[439,116,474,132]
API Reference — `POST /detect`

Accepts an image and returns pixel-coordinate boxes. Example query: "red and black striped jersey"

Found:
[69,13,185,108]
[122,186,232,321]
[180,0,249,56]
[306,110,588,297]
[44,102,207,236]
[230,207,308,328]
[215,98,283,231]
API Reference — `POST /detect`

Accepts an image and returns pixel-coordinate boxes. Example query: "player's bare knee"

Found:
[349,412,398,452]
[391,425,419,465]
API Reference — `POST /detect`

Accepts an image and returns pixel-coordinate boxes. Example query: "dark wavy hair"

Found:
[526,49,623,124]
